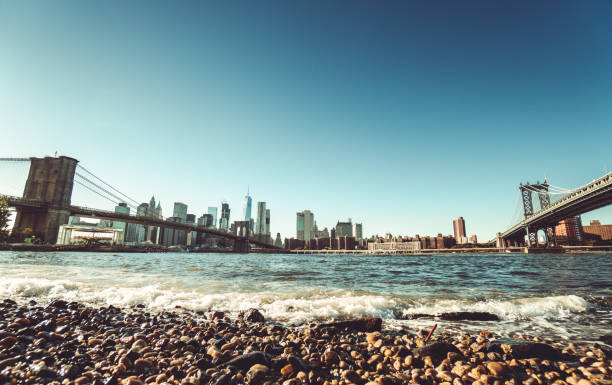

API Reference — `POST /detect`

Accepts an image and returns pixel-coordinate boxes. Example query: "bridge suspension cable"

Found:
[73,180,124,206]
[73,164,172,222]
[520,184,576,195]
[74,172,139,211]
[547,185,578,194]
[0,158,30,162]
[505,191,523,230]
[76,164,141,206]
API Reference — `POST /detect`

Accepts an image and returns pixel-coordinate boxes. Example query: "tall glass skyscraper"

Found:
[242,189,252,222]
[296,210,314,241]
[220,202,230,231]
[173,202,188,221]
[255,202,266,235]
[207,207,218,228]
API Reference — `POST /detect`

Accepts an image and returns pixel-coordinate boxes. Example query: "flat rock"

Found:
[486,338,561,360]
[399,313,432,320]
[316,317,382,332]
[397,312,500,321]
[439,312,500,321]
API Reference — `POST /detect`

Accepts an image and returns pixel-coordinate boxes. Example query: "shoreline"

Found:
[0,299,610,385]
[2,244,612,255]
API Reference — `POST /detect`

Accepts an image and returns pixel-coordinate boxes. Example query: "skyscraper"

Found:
[243,189,252,222]
[265,209,270,236]
[173,202,188,221]
[274,233,283,247]
[220,202,230,231]
[113,203,130,244]
[336,219,352,237]
[186,214,196,246]
[146,196,160,243]
[148,196,157,217]
[296,210,314,241]
[207,207,218,228]
[198,214,214,228]
[255,202,266,235]
[353,223,363,240]
[453,216,467,244]
[135,203,149,243]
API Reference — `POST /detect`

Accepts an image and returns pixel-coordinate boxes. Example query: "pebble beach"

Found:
[1,298,610,385]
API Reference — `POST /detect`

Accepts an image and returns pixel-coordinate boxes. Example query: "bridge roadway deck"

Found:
[499,172,612,240]
[3,195,281,249]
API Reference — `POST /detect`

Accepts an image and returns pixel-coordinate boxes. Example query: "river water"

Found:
[0,251,610,342]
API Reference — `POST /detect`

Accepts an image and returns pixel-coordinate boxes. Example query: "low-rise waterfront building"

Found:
[285,238,305,250]
[57,223,123,246]
[555,216,583,244]
[368,241,421,252]
[583,220,612,241]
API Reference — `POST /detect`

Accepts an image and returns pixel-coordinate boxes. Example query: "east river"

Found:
[0,251,610,343]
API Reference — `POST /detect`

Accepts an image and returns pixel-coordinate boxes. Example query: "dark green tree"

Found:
[0,195,9,241]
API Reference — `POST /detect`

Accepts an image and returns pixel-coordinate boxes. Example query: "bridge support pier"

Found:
[232,238,249,253]
[13,208,72,244]
[232,221,250,253]
[13,156,78,244]
[544,227,556,246]
[496,232,506,248]
[525,226,532,247]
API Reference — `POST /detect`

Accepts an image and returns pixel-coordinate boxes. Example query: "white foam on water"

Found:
[0,263,600,341]
[0,273,589,324]
[0,274,400,322]
[401,295,589,321]
[0,277,81,298]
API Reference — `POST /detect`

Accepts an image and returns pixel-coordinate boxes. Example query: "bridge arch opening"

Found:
[536,229,547,245]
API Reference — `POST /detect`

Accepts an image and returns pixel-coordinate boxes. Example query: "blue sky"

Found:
[1,1,611,241]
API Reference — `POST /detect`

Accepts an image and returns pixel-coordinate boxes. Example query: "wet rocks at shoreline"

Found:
[0,298,610,385]
[399,312,501,322]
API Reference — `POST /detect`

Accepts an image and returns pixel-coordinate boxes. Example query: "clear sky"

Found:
[1,1,611,241]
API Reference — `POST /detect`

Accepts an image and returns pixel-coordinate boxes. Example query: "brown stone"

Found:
[487,362,508,377]
[134,358,155,373]
[322,350,340,365]
[0,336,17,347]
[366,332,382,344]
[240,308,265,323]
[343,370,363,384]
[282,379,301,385]
[280,364,294,376]
[74,376,90,385]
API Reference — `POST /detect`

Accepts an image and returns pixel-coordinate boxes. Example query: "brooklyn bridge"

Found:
[0,156,281,252]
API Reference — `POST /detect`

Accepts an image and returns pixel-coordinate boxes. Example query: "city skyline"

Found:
[1,1,611,240]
